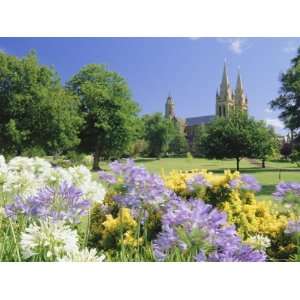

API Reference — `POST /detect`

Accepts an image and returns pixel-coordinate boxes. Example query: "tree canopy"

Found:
[270,47,300,141]
[202,111,259,170]
[0,51,83,156]
[252,122,280,168]
[66,64,140,169]
[142,113,176,158]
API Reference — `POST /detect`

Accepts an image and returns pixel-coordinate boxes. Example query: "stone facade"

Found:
[216,63,248,117]
[164,62,249,143]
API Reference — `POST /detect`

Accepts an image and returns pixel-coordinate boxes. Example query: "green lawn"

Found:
[130,157,300,201]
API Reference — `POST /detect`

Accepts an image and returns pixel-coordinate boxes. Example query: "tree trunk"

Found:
[236,157,240,171]
[262,158,266,168]
[92,142,101,171]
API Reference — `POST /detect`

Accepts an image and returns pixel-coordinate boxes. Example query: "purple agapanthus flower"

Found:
[5,182,90,223]
[273,182,300,200]
[285,220,300,235]
[229,174,261,192]
[240,175,261,192]
[153,195,266,262]
[98,171,117,185]
[186,174,211,191]
[106,159,172,209]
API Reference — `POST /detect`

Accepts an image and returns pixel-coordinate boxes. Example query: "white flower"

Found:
[68,165,106,203]
[81,181,106,204]
[46,167,72,187]
[246,234,271,251]
[59,248,105,262]
[68,165,92,186]
[20,220,79,261]
[0,155,106,206]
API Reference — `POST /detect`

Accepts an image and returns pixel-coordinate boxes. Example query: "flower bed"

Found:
[0,156,299,262]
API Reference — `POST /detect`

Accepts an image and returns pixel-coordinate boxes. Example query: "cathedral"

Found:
[164,63,249,142]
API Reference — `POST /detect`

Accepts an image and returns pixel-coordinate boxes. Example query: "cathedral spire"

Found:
[219,61,233,102]
[234,68,248,112]
[235,68,244,94]
[221,62,230,91]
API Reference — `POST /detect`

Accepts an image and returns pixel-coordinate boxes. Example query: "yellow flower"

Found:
[122,230,143,247]
[102,208,137,238]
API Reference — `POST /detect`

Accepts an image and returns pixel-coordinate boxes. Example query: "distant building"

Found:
[164,62,249,143]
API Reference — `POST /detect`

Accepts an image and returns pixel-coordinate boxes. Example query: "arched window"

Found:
[219,106,222,117]
[223,105,226,117]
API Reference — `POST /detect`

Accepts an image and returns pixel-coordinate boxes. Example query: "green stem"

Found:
[84,208,91,247]
[9,219,21,262]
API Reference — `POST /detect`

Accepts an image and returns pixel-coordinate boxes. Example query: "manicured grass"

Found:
[133,157,300,201]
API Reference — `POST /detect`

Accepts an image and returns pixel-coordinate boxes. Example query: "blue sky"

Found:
[0,37,299,134]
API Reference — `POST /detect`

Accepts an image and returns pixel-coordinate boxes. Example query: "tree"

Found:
[142,113,176,158]
[66,64,140,169]
[190,125,207,157]
[168,122,188,155]
[0,51,83,156]
[252,122,280,168]
[270,47,300,140]
[169,133,188,155]
[280,142,293,160]
[202,110,258,170]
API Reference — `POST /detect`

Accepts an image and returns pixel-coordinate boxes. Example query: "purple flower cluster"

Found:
[186,174,211,191]
[229,174,261,192]
[5,182,90,223]
[285,220,300,235]
[153,196,266,262]
[98,171,117,185]
[101,159,172,209]
[273,182,300,200]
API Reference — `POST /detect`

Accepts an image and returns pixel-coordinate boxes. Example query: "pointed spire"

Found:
[219,61,232,102]
[236,68,244,93]
[234,68,248,113]
[221,62,230,90]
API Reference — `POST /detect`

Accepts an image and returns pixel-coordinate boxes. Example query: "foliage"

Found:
[129,139,149,158]
[66,64,140,169]
[202,110,260,170]
[190,125,207,157]
[252,122,280,168]
[168,122,188,155]
[0,51,83,156]
[142,113,176,157]
[280,142,293,159]
[290,148,300,167]
[270,47,300,139]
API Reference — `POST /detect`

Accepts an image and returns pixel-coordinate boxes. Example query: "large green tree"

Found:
[168,122,188,155]
[66,64,140,169]
[142,113,176,158]
[202,111,258,170]
[190,125,207,157]
[270,47,300,141]
[0,51,83,155]
[252,122,280,168]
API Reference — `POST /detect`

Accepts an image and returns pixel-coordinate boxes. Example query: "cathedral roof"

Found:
[185,115,215,126]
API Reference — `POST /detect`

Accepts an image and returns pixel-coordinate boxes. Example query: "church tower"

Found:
[234,69,248,113]
[216,62,234,117]
[165,94,175,118]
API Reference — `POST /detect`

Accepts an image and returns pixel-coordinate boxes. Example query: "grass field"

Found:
[128,157,300,201]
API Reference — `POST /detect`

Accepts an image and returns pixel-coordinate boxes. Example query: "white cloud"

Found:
[266,118,284,129]
[283,41,298,53]
[216,38,248,55]
[188,37,202,40]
